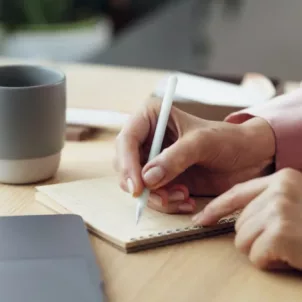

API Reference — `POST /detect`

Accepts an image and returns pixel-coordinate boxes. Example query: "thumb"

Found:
[142,136,198,189]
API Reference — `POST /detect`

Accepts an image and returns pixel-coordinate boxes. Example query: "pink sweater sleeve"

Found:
[225,87,302,171]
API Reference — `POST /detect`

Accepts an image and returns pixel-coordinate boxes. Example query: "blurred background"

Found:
[0,0,302,81]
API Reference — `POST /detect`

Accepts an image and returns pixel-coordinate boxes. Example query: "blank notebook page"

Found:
[36,176,236,249]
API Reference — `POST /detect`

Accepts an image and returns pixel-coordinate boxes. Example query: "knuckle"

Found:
[119,178,128,192]
[120,165,129,178]
[278,180,294,195]
[226,196,238,210]
[270,169,301,199]
[161,148,186,172]
[193,128,208,147]
[272,196,291,216]
[249,255,266,270]
[116,159,129,179]
[234,235,246,253]
[214,185,241,213]
[192,128,203,141]
[270,220,288,243]
[277,168,301,184]
[273,168,302,202]
[226,184,241,203]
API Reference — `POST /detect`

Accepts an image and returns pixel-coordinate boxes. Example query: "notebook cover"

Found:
[35,177,238,253]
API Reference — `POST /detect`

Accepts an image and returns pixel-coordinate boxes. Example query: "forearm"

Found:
[225,88,302,171]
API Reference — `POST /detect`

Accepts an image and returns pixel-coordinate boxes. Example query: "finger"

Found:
[235,186,275,232]
[116,136,144,194]
[266,261,292,270]
[148,188,169,210]
[115,107,152,196]
[149,184,189,206]
[148,195,196,214]
[268,220,302,270]
[148,185,195,214]
[193,176,270,226]
[142,135,200,190]
[235,204,269,254]
[248,225,281,270]
[249,203,302,270]
[166,184,190,205]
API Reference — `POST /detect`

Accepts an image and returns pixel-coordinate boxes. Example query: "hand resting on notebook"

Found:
[195,168,302,271]
[114,88,302,271]
[114,97,275,214]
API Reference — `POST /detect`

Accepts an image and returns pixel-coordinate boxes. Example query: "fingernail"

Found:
[143,166,165,186]
[178,203,194,213]
[169,190,185,201]
[149,193,163,207]
[187,198,196,207]
[127,178,134,195]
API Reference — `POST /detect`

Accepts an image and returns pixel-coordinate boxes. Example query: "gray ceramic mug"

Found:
[0,64,66,184]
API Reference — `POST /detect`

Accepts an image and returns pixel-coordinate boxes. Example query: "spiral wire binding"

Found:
[130,212,239,242]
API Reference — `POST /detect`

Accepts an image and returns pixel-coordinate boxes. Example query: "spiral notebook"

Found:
[35,176,237,253]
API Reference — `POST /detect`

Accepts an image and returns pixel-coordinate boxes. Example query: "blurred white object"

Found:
[66,108,129,130]
[283,81,302,93]
[241,72,277,101]
[1,18,112,62]
[154,72,276,107]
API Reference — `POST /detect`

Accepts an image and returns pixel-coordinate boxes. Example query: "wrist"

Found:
[240,117,276,170]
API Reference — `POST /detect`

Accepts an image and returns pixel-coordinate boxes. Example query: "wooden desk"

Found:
[0,58,301,302]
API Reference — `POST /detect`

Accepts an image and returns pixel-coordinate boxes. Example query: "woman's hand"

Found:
[194,168,302,271]
[114,99,275,214]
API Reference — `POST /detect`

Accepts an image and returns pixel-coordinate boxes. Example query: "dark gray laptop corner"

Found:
[0,214,104,302]
[0,258,101,302]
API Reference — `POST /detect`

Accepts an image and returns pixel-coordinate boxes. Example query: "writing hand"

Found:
[114,98,275,214]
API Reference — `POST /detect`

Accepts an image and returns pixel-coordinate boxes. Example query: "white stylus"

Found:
[135,75,178,224]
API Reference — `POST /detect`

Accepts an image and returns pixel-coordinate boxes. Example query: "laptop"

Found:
[0,214,104,302]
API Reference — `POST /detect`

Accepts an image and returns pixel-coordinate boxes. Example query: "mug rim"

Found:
[0,64,66,90]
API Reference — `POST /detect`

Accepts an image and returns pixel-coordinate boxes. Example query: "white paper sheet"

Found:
[66,108,130,130]
[153,72,275,107]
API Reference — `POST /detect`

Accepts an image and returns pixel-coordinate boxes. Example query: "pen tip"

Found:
[135,206,141,225]
[135,212,140,225]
